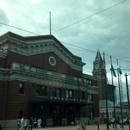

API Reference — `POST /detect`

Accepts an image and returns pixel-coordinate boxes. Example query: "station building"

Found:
[0,32,109,128]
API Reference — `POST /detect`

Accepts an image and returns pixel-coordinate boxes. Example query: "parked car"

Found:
[110,118,120,124]
[0,125,3,130]
[119,118,129,125]
[110,118,115,124]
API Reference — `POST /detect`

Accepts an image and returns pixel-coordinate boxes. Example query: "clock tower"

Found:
[92,50,106,100]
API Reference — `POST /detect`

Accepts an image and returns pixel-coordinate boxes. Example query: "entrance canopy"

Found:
[29,98,94,107]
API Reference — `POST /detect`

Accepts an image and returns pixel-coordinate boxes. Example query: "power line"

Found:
[52,0,127,34]
[105,54,130,64]
[60,41,96,53]
[61,41,130,63]
[60,40,130,64]
[0,22,40,36]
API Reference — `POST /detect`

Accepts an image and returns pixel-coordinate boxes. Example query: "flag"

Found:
[111,64,116,77]
[117,66,122,74]
[103,52,106,70]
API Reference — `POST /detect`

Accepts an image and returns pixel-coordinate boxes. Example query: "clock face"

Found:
[95,64,99,69]
[49,56,56,66]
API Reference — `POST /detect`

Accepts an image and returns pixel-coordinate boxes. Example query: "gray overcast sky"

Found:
[0,0,130,102]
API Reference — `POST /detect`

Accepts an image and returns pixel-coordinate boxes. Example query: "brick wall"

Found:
[5,51,81,76]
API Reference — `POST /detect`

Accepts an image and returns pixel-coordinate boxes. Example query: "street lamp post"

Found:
[124,73,130,130]
[77,77,81,119]
[112,86,117,129]
[104,72,109,130]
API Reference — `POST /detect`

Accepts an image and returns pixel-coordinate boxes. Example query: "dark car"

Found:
[115,118,120,124]
[125,119,129,124]
[0,125,3,130]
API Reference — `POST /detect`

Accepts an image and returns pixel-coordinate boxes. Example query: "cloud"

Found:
[0,8,8,28]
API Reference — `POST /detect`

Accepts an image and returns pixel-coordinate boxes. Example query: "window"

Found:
[87,80,92,86]
[89,109,94,119]
[49,56,56,66]
[19,83,24,94]
[82,92,85,99]
[83,112,85,117]
[19,111,23,119]
[36,86,46,96]
[53,88,61,98]
[88,94,93,102]
[66,90,73,99]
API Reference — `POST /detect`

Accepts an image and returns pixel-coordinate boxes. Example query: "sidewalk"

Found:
[3,124,129,130]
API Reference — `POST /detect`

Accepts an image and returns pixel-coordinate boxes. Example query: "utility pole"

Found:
[124,73,130,130]
[116,59,124,129]
[103,52,109,130]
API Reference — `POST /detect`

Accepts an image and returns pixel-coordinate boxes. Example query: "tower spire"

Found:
[95,49,102,60]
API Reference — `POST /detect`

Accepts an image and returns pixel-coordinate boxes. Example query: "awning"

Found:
[29,98,94,107]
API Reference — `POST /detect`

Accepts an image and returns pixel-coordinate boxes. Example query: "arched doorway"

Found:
[67,110,74,125]
[53,110,61,126]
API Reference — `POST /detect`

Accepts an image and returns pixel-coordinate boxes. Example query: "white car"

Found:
[119,118,128,124]
[110,118,115,123]
[110,118,120,124]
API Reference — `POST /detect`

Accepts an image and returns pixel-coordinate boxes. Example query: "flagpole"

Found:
[110,56,113,84]
[110,56,117,129]
[49,11,51,35]
[116,59,124,128]
[103,52,109,130]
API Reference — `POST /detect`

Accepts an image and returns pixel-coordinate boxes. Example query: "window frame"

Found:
[87,80,93,86]
[89,109,94,119]
[66,90,73,99]
[88,94,93,102]
[19,82,24,94]
[36,85,46,96]
[82,91,85,99]
[53,88,61,98]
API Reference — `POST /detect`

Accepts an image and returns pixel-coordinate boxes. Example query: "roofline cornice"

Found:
[0,37,86,70]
